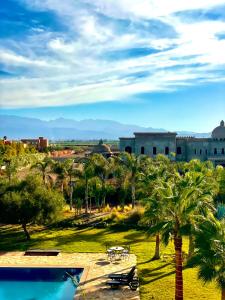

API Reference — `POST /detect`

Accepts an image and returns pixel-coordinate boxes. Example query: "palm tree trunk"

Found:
[174,236,183,300]
[188,234,194,259]
[22,223,30,240]
[89,197,92,214]
[85,179,88,214]
[222,288,225,300]
[69,184,73,211]
[42,171,45,184]
[101,179,106,208]
[153,233,160,260]
[131,178,135,209]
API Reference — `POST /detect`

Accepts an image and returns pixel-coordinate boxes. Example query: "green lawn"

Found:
[0,225,220,300]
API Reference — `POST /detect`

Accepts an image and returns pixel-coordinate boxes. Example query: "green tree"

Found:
[183,160,217,259]
[189,219,225,300]
[142,155,172,260]
[118,152,150,208]
[148,170,216,300]
[74,158,95,214]
[0,175,64,240]
[3,158,18,182]
[31,157,54,184]
[91,154,114,208]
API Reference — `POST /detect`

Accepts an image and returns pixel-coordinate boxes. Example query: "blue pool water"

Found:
[0,267,83,300]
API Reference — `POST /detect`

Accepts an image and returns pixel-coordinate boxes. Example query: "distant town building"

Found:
[21,137,48,150]
[119,120,225,167]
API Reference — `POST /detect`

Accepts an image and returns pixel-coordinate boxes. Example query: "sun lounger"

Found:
[108,266,136,280]
[107,266,139,290]
[24,249,60,256]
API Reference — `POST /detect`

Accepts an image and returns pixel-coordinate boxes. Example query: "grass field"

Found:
[0,224,220,300]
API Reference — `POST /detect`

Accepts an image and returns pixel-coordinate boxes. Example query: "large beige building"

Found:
[119,121,225,167]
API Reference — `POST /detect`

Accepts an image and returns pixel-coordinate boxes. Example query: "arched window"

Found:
[141,146,145,154]
[222,148,225,155]
[194,149,197,155]
[125,146,132,154]
[205,149,208,155]
[214,148,217,155]
[153,147,157,155]
[200,149,202,155]
[165,147,169,155]
[177,147,182,155]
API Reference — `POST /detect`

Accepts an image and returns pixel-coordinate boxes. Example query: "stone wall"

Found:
[119,134,225,165]
[134,133,177,158]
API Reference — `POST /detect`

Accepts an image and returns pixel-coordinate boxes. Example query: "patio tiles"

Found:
[0,252,140,300]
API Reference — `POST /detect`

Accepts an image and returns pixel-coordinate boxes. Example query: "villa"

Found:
[119,120,225,166]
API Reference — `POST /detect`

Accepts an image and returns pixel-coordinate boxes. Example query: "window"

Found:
[177,147,182,155]
[214,148,217,155]
[194,149,197,155]
[222,148,225,155]
[153,147,157,155]
[141,146,145,154]
[200,149,202,155]
[165,147,169,155]
[205,149,208,155]
[125,146,132,154]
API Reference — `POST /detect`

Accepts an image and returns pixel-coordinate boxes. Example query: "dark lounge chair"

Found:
[107,266,139,290]
[108,266,136,280]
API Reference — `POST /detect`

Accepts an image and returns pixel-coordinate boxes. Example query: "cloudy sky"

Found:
[1,0,225,131]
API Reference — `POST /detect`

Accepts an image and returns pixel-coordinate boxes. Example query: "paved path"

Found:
[0,252,140,300]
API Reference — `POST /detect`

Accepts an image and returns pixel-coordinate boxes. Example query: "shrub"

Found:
[125,206,145,225]
[103,204,111,212]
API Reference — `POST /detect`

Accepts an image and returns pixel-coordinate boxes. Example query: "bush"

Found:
[125,206,145,225]
[103,204,111,212]
[109,206,145,229]
[110,210,125,222]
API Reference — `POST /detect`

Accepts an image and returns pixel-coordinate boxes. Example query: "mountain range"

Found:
[0,115,211,140]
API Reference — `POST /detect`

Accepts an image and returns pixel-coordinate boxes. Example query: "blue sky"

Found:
[1,0,225,132]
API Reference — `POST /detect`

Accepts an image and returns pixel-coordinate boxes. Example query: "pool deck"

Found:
[0,252,140,300]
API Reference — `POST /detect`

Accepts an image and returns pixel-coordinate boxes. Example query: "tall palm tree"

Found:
[189,219,225,300]
[118,152,150,208]
[75,158,95,214]
[183,160,218,259]
[114,164,128,209]
[4,158,18,182]
[139,154,173,260]
[53,159,77,210]
[91,154,114,208]
[31,157,53,185]
[148,170,216,300]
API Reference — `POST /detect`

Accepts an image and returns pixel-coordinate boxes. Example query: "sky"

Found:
[0,0,225,132]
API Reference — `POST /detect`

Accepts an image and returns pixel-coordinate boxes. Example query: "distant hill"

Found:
[0,115,211,140]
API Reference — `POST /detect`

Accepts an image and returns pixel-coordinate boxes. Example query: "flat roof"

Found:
[134,132,177,136]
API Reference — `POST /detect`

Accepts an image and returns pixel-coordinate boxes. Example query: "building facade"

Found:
[21,137,48,150]
[119,121,225,166]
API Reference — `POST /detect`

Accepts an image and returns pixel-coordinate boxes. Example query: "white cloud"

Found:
[1,0,225,108]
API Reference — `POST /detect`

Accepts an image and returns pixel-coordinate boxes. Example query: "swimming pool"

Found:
[0,267,83,300]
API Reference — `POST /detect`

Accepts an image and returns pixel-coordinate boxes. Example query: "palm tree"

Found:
[53,159,77,210]
[31,157,53,184]
[189,219,225,300]
[91,154,114,208]
[141,154,172,259]
[118,152,150,208]
[183,160,218,259]
[148,170,216,300]
[75,158,95,214]
[3,158,18,182]
[114,164,128,209]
